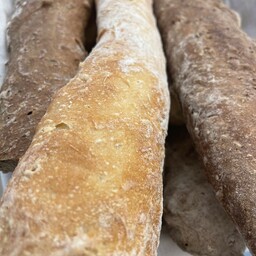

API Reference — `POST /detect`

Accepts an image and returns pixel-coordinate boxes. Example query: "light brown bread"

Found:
[0,0,169,255]
[154,0,256,253]
[164,126,245,256]
[0,0,95,172]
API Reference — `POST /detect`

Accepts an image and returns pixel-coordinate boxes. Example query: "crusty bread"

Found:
[0,0,94,172]
[154,0,256,253]
[0,0,169,255]
[164,126,245,256]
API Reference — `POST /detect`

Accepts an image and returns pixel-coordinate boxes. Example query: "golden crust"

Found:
[0,0,169,255]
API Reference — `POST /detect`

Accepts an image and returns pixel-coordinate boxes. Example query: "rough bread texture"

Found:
[167,0,253,126]
[0,0,94,172]
[154,0,256,253]
[164,126,245,256]
[0,0,169,255]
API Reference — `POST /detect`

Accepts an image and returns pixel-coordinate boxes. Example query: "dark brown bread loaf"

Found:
[164,126,245,256]
[0,0,94,172]
[155,0,256,253]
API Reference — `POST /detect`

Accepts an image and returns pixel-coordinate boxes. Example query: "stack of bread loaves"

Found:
[0,0,255,255]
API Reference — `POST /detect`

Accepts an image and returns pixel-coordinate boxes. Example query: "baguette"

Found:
[0,0,169,255]
[0,0,94,172]
[164,126,245,256]
[154,0,256,253]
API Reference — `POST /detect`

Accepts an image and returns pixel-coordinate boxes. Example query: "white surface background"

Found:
[0,1,255,255]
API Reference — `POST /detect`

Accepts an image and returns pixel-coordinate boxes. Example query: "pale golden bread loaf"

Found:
[0,0,169,255]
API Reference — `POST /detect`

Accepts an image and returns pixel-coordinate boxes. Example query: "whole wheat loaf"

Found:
[155,0,256,253]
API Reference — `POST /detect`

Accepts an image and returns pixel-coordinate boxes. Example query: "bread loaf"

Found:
[164,126,245,256]
[0,0,94,172]
[0,0,169,255]
[154,0,256,253]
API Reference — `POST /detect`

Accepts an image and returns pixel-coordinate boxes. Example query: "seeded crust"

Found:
[155,0,256,253]
[164,126,245,256]
[0,0,94,172]
[0,0,169,255]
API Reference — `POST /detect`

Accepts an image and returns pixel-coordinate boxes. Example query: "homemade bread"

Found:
[155,0,256,253]
[0,0,169,255]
